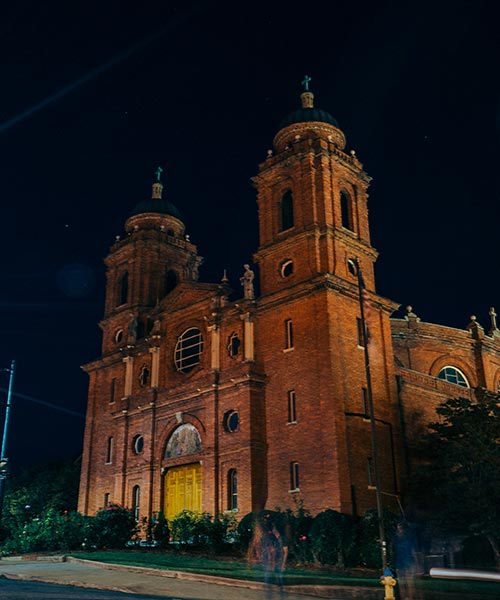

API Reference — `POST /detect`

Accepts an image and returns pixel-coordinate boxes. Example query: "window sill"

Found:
[283,347,295,353]
[286,421,297,426]
[288,488,300,494]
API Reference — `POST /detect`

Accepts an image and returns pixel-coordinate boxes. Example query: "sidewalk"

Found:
[0,555,380,599]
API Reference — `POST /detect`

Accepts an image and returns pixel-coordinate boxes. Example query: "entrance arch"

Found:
[164,463,202,521]
[163,424,203,521]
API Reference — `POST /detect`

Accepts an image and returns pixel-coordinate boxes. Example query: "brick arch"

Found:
[158,414,206,464]
[429,355,476,388]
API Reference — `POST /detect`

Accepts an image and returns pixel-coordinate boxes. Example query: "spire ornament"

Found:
[152,166,164,199]
[489,307,500,337]
[300,74,314,109]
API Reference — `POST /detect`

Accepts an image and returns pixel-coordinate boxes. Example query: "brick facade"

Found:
[78,89,500,522]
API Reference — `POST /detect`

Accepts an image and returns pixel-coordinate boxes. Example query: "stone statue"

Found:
[151,317,161,335]
[127,315,138,344]
[240,264,255,300]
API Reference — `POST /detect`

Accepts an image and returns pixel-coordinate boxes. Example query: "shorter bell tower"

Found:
[100,170,203,354]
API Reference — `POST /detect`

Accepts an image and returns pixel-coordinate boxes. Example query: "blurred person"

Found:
[393,521,420,600]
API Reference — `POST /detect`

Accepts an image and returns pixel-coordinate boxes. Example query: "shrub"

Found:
[152,511,170,548]
[358,508,398,568]
[0,509,95,554]
[169,510,210,546]
[94,504,137,549]
[309,509,358,567]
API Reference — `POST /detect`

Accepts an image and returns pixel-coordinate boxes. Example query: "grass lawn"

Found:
[71,550,379,587]
[70,550,500,597]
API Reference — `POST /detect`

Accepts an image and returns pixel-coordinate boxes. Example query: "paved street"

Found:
[0,558,356,600]
[0,579,180,600]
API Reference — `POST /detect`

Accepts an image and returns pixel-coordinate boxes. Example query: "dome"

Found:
[129,177,183,221]
[129,197,182,221]
[279,106,338,129]
[278,85,339,130]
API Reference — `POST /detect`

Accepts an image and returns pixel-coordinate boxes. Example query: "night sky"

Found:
[0,0,497,471]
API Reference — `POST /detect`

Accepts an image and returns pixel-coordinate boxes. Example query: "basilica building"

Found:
[78,85,500,522]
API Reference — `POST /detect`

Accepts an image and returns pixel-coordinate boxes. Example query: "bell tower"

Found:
[100,169,203,354]
[253,80,401,516]
[253,78,377,296]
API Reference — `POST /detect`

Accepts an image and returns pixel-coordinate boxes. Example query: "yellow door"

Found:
[164,463,202,521]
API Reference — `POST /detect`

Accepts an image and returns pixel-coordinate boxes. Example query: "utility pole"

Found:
[354,263,388,571]
[0,359,16,516]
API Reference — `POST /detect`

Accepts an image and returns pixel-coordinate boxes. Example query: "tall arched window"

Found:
[228,469,238,510]
[118,271,129,306]
[340,190,354,231]
[438,366,469,388]
[164,269,177,296]
[280,190,294,231]
[132,485,140,520]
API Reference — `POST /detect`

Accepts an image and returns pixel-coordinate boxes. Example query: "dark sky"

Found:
[0,0,497,471]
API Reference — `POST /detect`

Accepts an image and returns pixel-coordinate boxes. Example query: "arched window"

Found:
[165,423,202,458]
[340,190,354,231]
[280,190,294,231]
[227,332,241,358]
[139,365,150,387]
[228,469,238,510]
[117,271,129,306]
[132,485,140,521]
[174,327,204,373]
[164,269,177,296]
[438,366,469,388]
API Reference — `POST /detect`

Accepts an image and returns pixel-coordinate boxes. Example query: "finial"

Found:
[301,75,312,91]
[221,269,229,284]
[489,307,499,335]
[405,305,420,322]
[300,75,314,109]
[467,314,484,339]
[152,166,164,199]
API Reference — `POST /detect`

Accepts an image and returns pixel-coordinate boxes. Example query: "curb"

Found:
[66,557,380,599]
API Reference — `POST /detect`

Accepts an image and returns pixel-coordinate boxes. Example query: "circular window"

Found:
[224,410,239,433]
[132,435,144,454]
[174,327,204,373]
[438,366,469,388]
[115,329,124,344]
[280,260,294,278]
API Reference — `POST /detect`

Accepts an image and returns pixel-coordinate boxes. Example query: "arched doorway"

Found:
[163,423,203,521]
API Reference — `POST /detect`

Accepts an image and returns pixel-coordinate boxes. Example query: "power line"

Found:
[0,388,85,419]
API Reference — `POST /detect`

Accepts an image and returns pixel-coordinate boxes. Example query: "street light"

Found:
[0,359,16,517]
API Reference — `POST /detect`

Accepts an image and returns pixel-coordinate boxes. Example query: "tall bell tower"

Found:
[254,80,402,515]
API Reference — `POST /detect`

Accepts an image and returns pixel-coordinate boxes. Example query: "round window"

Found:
[280,259,294,278]
[132,434,144,455]
[174,327,204,373]
[224,410,239,433]
[115,329,124,343]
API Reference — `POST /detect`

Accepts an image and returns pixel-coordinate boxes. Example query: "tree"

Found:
[414,391,500,567]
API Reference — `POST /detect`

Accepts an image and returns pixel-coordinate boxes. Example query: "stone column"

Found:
[208,324,220,370]
[123,356,134,396]
[149,346,160,388]
[241,312,255,361]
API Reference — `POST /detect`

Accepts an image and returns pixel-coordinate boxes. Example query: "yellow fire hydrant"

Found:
[380,568,397,599]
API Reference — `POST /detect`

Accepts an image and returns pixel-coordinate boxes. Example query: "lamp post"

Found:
[0,359,16,516]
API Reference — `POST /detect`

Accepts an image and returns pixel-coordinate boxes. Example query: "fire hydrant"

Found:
[380,568,397,599]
